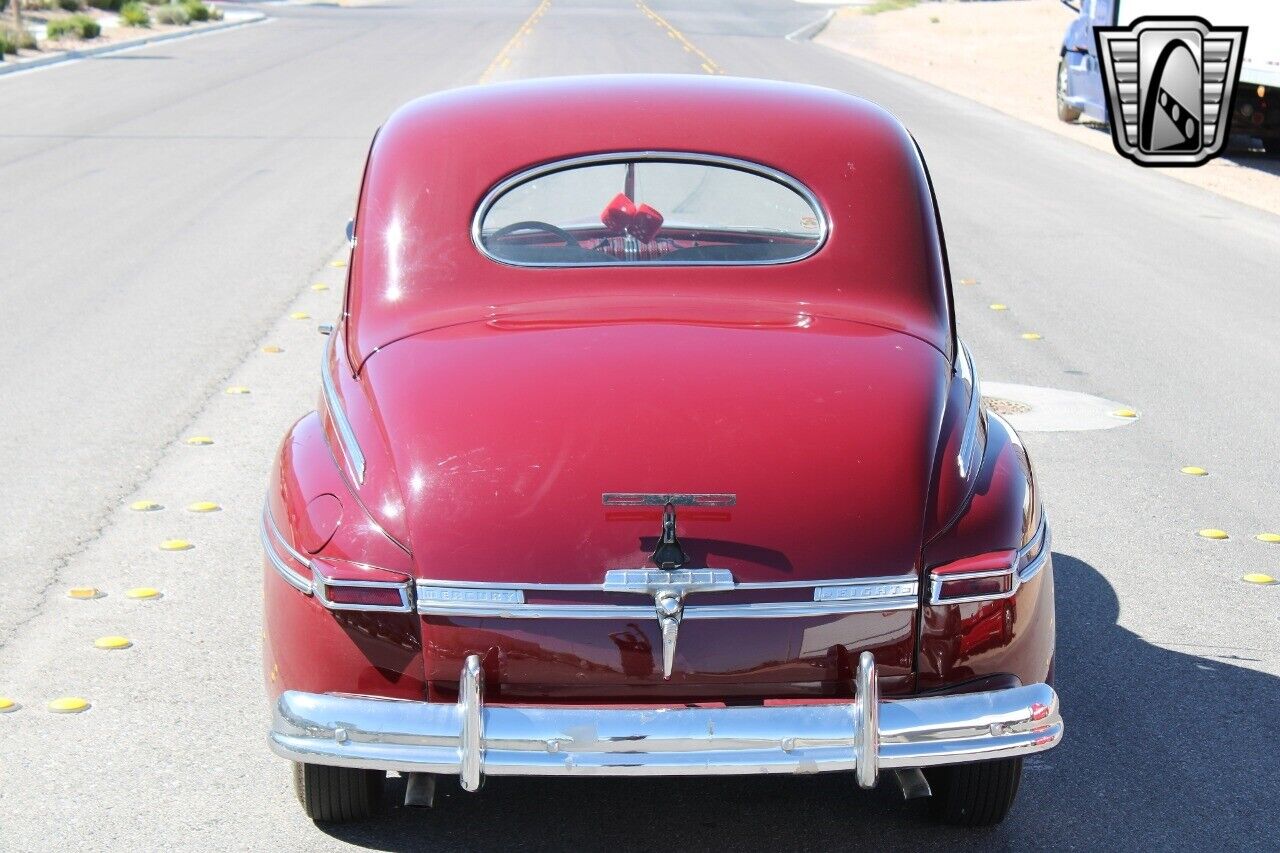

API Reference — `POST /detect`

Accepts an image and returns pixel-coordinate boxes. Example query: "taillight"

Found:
[929,550,1017,605]
[320,584,409,610]
[928,516,1050,605]
[313,560,413,613]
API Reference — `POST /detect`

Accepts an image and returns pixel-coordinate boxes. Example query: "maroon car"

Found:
[263,75,1061,828]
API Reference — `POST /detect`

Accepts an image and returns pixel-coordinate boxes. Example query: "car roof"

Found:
[345,75,952,369]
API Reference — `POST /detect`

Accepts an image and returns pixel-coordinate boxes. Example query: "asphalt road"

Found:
[1,1,1277,850]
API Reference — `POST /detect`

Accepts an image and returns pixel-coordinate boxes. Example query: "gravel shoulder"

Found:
[816,0,1280,218]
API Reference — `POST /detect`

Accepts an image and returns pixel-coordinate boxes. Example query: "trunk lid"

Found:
[362,310,948,700]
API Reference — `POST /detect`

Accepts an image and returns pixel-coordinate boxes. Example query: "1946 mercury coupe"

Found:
[263,75,1061,827]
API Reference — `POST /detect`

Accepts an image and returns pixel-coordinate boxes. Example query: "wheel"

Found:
[926,757,1023,827]
[1264,139,1280,155]
[1056,59,1081,123]
[293,761,385,823]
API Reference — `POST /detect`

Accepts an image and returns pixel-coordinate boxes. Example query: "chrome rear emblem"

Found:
[603,569,735,678]
[601,493,738,678]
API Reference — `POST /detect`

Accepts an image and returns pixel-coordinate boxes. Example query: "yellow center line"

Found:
[634,0,724,75]
[479,0,553,84]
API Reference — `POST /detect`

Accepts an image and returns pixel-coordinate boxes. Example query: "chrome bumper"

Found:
[270,654,1062,791]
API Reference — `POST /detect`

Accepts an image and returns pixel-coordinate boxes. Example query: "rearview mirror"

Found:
[345,218,356,246]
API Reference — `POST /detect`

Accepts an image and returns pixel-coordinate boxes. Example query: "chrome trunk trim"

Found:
[416,573,919,619]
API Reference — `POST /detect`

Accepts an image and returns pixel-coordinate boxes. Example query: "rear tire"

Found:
[926,757,1023,827]
[1057,59,1082,123]
[1264,139,1280,155]
[293,761,385,823]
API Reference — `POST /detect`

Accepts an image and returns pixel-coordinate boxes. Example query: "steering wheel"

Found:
[490,220,579,248]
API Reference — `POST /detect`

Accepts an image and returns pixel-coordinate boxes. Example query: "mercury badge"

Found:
[601,493,736,677]
[1096,17,1246,167]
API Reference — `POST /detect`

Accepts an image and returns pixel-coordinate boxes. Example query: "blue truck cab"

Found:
[1057,0,1280,153]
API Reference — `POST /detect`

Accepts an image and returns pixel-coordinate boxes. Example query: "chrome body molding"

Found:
[928,517,1052,606]
[320,335,366,485]
[471,151,830,268]
[955,340,983,479]
[261,507,313,595]
[262,506,413,612]
[270,653,1063,786]
[416,573,920,620]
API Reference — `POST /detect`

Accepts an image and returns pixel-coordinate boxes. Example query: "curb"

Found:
[785,9,836,43]
[0,12,267,77]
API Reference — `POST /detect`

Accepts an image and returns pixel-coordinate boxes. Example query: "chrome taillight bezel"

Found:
[312,568,415,613]
[928,515,1050,606]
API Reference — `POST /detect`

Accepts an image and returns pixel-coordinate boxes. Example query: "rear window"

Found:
[474,154,826,266]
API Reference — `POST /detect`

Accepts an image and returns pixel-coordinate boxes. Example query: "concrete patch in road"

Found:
[982,381,1138,432]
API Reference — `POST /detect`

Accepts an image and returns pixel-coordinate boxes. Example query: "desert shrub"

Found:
[182,0,208,22]
[151,3,187,24]
[57,0,85,11]
[0,25,37,53]
[45,13,101,39]
[119,0,149,25]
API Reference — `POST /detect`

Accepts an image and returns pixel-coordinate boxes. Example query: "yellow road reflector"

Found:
[186,501,221,513]
[1111,408,1139,418]
[310,283,329,291]
[94,636,132,650]
[1243,573,1276,585]
[125,587,162,600]
[290,311,310,320]
[159,539,192,551]
[48,697,90,714]
[225,386,250,395]
[1020,332,1042,340]
[129,500,161,512]
[1256,533,1280,543]
[0,697,15,713]
[989,303,1008,311]
[1197,529,1229,540]
[68,586,102,600]
[262,345,284,354]
[959,278,977,285]
[185,436,214,446]
[1181,466,1208,476]
[329,259,347,268]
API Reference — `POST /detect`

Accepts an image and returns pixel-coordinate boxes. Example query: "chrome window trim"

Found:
[955,341,983,479]
[416,574,919,619]
[321,335,366,485]
[261,508,313,595]
[471,151,830,268]
[927,516,1051,606]
[312,569,415,614]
